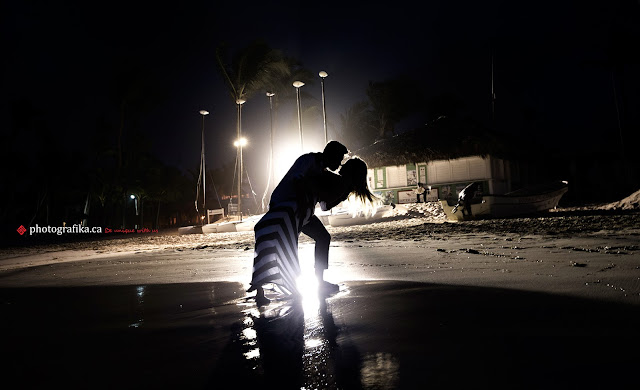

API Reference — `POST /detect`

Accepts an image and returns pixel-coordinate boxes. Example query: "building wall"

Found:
[367,155,513,205]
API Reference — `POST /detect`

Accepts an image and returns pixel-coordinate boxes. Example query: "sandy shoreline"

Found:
[3,204,639,258]
[1,210,639,305]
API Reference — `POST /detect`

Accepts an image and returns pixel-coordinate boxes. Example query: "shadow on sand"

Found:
[1,281,638,389]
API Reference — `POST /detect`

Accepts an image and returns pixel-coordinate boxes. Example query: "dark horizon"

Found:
[2,0,639,237]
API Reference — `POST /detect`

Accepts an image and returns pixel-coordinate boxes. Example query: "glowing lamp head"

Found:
[130,194,135,199]
[199,110,209,115]
[292,81,305,88]
[266,91,275,97]
[236,98,246,105]
[319,70,328,78]
[234,137,247,147]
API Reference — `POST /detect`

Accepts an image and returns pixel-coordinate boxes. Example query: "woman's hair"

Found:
[340,157,376,204]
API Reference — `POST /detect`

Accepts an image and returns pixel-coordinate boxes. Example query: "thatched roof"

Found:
[353,116,517,168]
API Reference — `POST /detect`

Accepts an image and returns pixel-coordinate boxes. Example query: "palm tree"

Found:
[339,101,372,149]
[366,77,423,140]
[215,40,315,213]
[108,58,166,227]
[215,40,294,103]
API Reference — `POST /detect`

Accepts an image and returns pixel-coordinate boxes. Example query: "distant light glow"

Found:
[234,137,248,147]
[199,110,209,115]
[130,194,135,199]
[319,70,328,78]
[273,136,303,182]
[292,80,305,88]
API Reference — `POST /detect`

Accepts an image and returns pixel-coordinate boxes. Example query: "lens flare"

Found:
[296,272,320,317]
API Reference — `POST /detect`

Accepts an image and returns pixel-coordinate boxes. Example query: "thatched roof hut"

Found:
[353,116,518,168]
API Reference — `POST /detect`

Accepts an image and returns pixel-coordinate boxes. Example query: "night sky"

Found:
[3,0,639,199]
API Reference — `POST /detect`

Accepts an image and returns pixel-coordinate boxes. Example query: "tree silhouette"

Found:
[338,101,371,149]
[366,77,422,140]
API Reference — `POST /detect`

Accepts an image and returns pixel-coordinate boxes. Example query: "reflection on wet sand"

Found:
[237,288,367,390]
[360,352,400,389]
[2,280,639,388]
[226,280,640,389]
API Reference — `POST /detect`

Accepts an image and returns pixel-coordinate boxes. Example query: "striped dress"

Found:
[248,152,346,298]
[247,199,315,296]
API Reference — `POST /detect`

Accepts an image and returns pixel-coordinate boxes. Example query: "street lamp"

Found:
[266,92,276,210]
[199,110,209,225]
[130,194,139,229]
[236,98,246,221]
[234,137,247,221]
[319,71,328,145]
[293,80,305,152]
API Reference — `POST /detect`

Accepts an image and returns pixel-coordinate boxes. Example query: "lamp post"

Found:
[130,194,139,229]
[234,137,247,221]
[199,110,209,225]
[266,92,276,203]
[319,71,328,145]
[293,80,305,153]
[235,98,246,221]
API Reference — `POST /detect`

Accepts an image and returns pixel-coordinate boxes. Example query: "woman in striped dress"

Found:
[248,157,375,306]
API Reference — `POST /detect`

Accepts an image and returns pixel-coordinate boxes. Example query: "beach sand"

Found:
[1,200,639,389]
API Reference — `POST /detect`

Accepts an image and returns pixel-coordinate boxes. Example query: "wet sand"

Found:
[1,280,638,389]
[1,207,640,388]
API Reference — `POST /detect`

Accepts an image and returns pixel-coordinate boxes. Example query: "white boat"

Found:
[177,225,203,234]
[314,208,332,226]
[201,223,218,234]
[201,214,263,234]
[236,214,262,231]
[440,181,569,221]
[327,205,395,227]
[214,221,238,233]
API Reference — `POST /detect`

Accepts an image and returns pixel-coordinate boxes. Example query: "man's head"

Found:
[322,140,349,171]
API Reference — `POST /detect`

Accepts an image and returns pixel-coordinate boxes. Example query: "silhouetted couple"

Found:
[248,141,376,306]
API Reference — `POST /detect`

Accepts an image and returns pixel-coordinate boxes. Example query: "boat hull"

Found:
[201,214,263,233]
[441,181,569,221]
[202,224,218,234]
[328,205,394,227]
[212,221,237,233]
[178,225,203,235]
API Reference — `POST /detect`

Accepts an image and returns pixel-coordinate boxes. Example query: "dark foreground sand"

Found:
[1,280,638,389]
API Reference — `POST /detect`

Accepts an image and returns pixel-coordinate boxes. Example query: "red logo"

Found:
[17,225,27,235]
